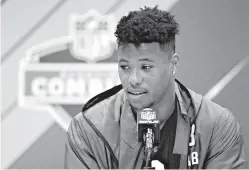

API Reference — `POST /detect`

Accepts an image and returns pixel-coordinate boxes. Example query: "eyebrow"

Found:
[118,59,128,63]
[138,58,154,62]
[118,58,154,63]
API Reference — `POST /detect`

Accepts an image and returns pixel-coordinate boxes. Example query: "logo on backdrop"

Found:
[19,10,119,108]
[69,10,117,62]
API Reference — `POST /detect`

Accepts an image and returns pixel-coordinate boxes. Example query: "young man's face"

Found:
[118,42,178,110]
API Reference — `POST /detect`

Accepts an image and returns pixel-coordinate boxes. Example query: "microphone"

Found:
[137,108,160,168]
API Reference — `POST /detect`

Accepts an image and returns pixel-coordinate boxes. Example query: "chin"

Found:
[129,101,153,110]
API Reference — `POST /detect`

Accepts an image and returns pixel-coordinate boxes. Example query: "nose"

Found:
[129,68,143,87]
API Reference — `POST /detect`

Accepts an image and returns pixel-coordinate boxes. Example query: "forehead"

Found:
[118,43,171,60]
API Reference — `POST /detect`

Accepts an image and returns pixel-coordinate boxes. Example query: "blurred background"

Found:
[1,0,249,169]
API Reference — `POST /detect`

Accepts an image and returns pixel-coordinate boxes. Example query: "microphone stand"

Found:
[143,128,157,169]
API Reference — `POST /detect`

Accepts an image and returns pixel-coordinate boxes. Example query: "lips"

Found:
[128,89,147,95]
[128,91,146,95]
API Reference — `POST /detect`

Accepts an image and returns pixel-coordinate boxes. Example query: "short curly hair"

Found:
[115,6,179,52]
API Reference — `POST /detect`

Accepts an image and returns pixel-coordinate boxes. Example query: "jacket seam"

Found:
[66,132,90,168]
[204,108,235,167]
[83,114,119,168]
[207,108,226,152]
[74,117,96,158]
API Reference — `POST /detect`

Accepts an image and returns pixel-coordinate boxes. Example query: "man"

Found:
[64,6,247,169]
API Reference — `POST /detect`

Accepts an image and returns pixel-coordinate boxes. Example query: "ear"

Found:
[170,53,179,74]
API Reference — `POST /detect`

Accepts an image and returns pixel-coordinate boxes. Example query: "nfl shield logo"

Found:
[69,10,117,62]
[141,108,156,120]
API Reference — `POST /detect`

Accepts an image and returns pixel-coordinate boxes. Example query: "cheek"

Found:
[118,70,128,85]
[149,67,170,81]
[146,68,170,91]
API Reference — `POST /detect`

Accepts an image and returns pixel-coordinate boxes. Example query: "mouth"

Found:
[128,91,147,96]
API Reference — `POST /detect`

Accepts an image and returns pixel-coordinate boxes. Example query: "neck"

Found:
[152,78,176,127]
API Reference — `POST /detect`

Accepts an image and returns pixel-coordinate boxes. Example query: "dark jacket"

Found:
[64,80,247,169]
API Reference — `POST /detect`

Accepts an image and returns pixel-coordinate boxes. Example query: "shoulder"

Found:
[190,91,243,152]
[83,89,125,125]
[188,89,226,123]
[193,94,241,141]
[67,88,126,134]
[202,101,243,158]
[66,112,92,141]
[189,89,239,133]
[200,96,237,125]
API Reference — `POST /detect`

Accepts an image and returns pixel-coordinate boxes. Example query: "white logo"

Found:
[69,10,117,62]
[141,108,156,120]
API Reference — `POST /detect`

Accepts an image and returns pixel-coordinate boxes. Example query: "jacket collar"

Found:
[173,79,203,157]
[175,79,203,122]
[120,93,141,149]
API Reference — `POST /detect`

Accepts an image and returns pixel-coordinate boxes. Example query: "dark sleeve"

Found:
[64,116,99,169]
[204,109,248,169]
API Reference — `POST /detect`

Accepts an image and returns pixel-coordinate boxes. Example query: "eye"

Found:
[142,65,153,70]
[120,65,130,70]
